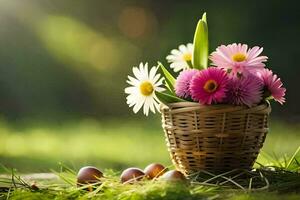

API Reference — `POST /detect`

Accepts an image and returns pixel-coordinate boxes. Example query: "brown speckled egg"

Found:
[144,163,167,179]
[120,167,145,183]
[160,170,186,182]
[77,166,103,187]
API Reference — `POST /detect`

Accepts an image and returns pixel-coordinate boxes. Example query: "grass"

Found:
[0,118,300,199]
[0,118,299,172]
[1,161,300,200]
[0,118,170,173]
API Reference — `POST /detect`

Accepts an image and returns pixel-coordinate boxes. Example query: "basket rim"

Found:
[160,102,271,115]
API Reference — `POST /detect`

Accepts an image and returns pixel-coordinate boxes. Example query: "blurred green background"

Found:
[0,0,299,173]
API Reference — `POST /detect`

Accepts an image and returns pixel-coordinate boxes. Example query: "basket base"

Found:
[169,149,259,175]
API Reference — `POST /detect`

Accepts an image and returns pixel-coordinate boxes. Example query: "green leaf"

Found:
[201,12,207,23]
[155,91,186,104]
[157,62,176,92]
[192,13,209,70]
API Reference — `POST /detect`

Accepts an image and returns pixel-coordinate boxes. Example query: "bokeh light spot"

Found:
[118,6,157,39]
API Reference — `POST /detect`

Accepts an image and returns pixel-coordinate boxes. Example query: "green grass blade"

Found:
[157,62,176,92]
[286,146,300,169]
[155,91,185,104]
[192,13,208,70]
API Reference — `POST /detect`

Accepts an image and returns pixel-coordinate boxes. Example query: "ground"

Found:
[0,118,300,199]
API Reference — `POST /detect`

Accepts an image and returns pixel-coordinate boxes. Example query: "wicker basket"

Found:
[161,102,271,175]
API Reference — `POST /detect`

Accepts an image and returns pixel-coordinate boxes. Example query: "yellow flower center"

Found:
[203,79,218,93]
[232,53,246,62]
[140,81,154,96]
[183,53,192,61]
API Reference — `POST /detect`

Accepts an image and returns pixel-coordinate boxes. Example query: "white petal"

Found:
[126,95,138,107]
[170,62,188,72]
[155,86,165,92]
[132,67,143,81]
[171,49,182,56]
[179,44,187,53]
[166,55,182,63]
[133,96,145,113]
[149,98,155,114]
[166,55,179,60]
[127,100,136,107]
[143,98,150,116]
[127,75,140,86]
[149,66,157,81]
[143,63,149,79]
[152,74,162,85]
[124,86,137,94]
[154,78,164,87]
[187,43,193,51]
[126,93,138,102]
[153,97,161,112]
[139,62,144,71]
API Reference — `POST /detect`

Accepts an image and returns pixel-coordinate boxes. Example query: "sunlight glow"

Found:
[37,16,120,71]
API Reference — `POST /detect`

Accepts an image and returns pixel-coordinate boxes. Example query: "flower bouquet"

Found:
[124,13,286,174]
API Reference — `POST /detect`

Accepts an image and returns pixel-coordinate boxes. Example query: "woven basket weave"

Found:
[161,102,271,175]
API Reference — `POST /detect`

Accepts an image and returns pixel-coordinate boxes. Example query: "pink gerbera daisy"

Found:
[175,69,198,98]
[210,43,268,76]
[225,74,263,107]
[190,67,229,105]
[256,69,286,104]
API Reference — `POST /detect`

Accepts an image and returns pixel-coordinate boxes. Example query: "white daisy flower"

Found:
[166,43,194,72]
[125,62,165,116]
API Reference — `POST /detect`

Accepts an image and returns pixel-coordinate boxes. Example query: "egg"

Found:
[144,163,167,179]
[160,170,186,182]
[30,182,39,191]
[77,166,103,188]
[120,167,145,183]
